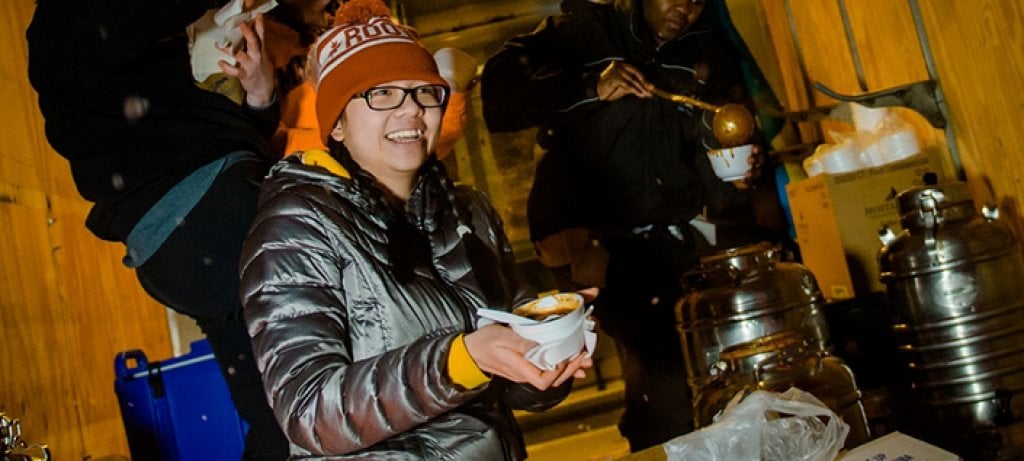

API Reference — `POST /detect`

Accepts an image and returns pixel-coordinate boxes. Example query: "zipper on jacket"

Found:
[413,213,477,334]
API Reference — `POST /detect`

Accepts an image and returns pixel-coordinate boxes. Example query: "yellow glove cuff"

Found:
[447,333,490,389]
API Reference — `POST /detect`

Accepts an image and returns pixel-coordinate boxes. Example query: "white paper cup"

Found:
[510,293,586,367]
[433,47,478,91]
[707,144,754,182]
[513,292,583,320]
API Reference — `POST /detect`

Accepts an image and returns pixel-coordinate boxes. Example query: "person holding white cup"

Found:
[239,2,592,458]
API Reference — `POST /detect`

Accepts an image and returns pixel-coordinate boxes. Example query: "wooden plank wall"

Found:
[919,1,1024,237]
[0,1,172,459]
[760,0,1024,238]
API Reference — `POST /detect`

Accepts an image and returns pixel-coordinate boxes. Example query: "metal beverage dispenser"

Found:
[677,242,871,444]
[677,242,831,394]
[691,331,871,449]
[879,181,1024,459]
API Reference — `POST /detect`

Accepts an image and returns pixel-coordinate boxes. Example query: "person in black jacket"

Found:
[27,0,288,458]
[482,0,785,451]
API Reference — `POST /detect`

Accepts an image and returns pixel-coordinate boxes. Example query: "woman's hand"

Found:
[551,351,593,387]
[540,286,599,386]
[597,62,652,101]
[464,324,565,390]
[467,288,600,390]
[219,14,275,108]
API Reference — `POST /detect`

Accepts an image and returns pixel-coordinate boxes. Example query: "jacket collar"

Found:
[299,149,349,178]
[273,150,443,228]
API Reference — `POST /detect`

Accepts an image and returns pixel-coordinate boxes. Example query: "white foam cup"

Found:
[803,153,824,177]
[819,141,863,174]
[881,129,920,163]
[707,144,754,182]
[509,293,586,367]
[860,139,886,167]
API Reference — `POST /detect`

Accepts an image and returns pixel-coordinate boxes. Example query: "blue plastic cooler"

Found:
[114,339,247,460]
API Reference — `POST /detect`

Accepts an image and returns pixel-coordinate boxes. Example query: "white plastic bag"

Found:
[663,387,849,461]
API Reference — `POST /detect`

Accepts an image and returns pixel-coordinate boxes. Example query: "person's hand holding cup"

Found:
[468,291,596,389]
[514,292,595,386]
[707,144,763,188]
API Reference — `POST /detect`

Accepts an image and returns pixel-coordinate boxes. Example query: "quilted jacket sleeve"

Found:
[239,188,484,455]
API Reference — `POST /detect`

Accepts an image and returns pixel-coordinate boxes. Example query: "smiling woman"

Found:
[328,79,446,199]
[237,0,593,458]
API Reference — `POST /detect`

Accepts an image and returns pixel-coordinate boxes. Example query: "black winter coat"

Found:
[26,0,279,241]
[482,0,758,241]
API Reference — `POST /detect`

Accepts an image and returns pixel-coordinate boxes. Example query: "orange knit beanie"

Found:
[309,0,446,143]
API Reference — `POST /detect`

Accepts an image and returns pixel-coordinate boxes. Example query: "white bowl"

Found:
[707,144,754,182]
[510,293,587,369]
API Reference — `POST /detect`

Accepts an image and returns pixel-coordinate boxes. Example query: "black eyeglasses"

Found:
[354,85,449,111]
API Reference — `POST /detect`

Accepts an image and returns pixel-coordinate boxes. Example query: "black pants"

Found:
[595,226,706,452]
[136,159,288,460]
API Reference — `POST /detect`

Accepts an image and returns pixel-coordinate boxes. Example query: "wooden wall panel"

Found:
[786,0,860,102]
[842,1,949,168]
[0,0,173,459]
[917,1,1024,239]
[0,183,81,455]
[766,2,948,159]
[844,1,929,89]
[760,0,867,142]
[760,0,1024,244]
[758,0,818,143]
[0,5,71,450]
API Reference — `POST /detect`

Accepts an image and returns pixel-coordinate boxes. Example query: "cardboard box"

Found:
[786,150,948,301]
[838,431,961,460]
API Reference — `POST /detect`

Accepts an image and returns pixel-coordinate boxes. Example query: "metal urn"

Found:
[879,180,1024,459]
[676,242,831,396]
[692,331,871,449]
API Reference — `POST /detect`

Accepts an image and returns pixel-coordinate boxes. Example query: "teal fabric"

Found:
[712,1,797,240]
[123,151,257,267]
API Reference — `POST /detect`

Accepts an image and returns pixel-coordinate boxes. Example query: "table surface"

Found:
[616,444,666,461]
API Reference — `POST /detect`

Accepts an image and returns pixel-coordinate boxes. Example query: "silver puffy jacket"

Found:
[240,155,570,459]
